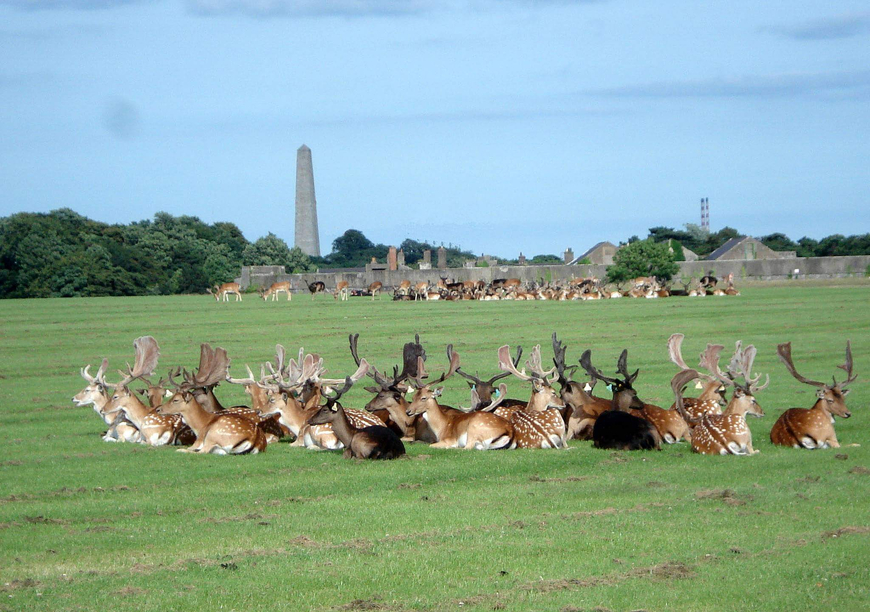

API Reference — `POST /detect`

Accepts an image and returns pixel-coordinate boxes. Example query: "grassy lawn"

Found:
[0,283,868,611]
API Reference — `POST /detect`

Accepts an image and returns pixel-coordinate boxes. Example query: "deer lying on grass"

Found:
[307,368,406,460]
[457,345,527,412]
[672,342,768,455]
[551,334,611,440]
[208,282,242,302]
[770,341,856,449]
[352,334,436,442]
[74,359,142,443]
[667,333,727,419]
[261,281,291,301]
[406,346,515,450]
[495,345,567,449]
[158,345,267,454]
[101,337,191,446]
[580,350,661,450]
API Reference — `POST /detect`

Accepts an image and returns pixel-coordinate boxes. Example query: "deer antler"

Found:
[498,345,534,381]
[671,369,702,425]
[836,340,857,388]
[667,334,691,370]
[698,343,732,387]
[458,345,522,386]
[188,344,230,389]
[479,383,510,413]
[734,344,769,393]
[579,350,622,388]
[614,349,639,385]
[81,358,110,385]
[108,336,160,389]
[552,333,578,387]
[226,364,258,386]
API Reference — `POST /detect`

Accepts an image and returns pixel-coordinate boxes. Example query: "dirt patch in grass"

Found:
[524,560,695,594]
[821,526,870,540]
[529,475,589,483]
[336,596,393,610]
[848,466,870,476]
[694,489,751,506]
[114,586,148,597]
[1,579,41,592]
[23,515,69,525]
[796,476,820,483]
[201,513,278,524]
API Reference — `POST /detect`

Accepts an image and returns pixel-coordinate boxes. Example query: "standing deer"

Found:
[208,282,242,302]
[334,281,349,301]
[580,350,661,451]
[158,345,267,454]
[406,346,515,450]
[672,342,768,455]
[770,341,856,449]
[307,280,326,299]
[367,281,383,300]
[261,281,292,301]
[307,369,406,460]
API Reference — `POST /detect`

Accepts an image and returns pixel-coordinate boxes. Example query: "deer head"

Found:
[579,349,643,412]
[778,341,855,419]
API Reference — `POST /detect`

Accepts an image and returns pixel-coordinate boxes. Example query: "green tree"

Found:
[606,239,679,283]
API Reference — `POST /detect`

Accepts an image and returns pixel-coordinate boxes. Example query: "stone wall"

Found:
[237,256,870,291]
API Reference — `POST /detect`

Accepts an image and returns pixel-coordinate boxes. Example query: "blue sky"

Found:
[1,1,868,258]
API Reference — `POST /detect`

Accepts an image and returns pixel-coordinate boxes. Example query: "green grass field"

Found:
[1,284,869,612]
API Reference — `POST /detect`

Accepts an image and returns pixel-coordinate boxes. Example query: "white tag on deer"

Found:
[694,381,704,390]
[583,383,592,392]
[164,389,173,397]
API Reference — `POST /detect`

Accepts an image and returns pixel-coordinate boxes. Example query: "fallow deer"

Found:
[101,337,188,446]
[367,281,383,300]
[580,350,661,451]
[455,345,527,412]
[672,342,768,455]
[406,346,514,450]
[551,334,611,440]
[74,359,142,443]
[261,281,292,301]
[208,282,242,302]
[667,333,727,419]
[307,280,326,299]
[334,281,349,301]
[495,345,567,449]
[307,370,406,460]
[770,341,856,449]
[158,345,267,454]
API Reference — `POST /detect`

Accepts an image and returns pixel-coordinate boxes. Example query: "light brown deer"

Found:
[368,281,383,300]
[406,346,515,450]
[667,333,727,419]
[334,281,349,301]
[261,281,291,301]
[672,342,768,455]
[208,282,242,302]
[158,345,267,454]
[74,359,142,443]
[770,341,856,449]
[101,337,188,446]
[495,344,567,449]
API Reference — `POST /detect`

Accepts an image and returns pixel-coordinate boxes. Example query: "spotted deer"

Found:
[770,341,856,449]
[406,346,515,450]
[667,333,727,418]
[672,342,768,455]
[158,345,267,454]
[101,337,189,446]
[74,358,142,443]
[495,344,567,449]
[208,282,242,302]
[307,369,406,460]
[261,281,292,301]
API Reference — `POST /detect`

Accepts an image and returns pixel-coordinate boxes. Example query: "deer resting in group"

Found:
[770,341,856,449]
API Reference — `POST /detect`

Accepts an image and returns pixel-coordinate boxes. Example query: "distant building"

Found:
[706,236,796,261]
[568,241,619,265]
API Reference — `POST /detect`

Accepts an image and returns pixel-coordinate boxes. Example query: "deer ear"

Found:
[134,388,145,396]
[364,386,379,394]
[282,392,289,401]
[467,381,475,389]
[433,387,443,397]
[841,388,851,396]
[816,389,826,399]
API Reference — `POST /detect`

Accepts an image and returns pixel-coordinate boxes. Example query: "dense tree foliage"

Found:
[606,239,679,283]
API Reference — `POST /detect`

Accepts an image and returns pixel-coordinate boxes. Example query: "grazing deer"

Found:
[672,342,768,455]
[770,341,856,449]
[406,346,515,450]
[496,345,567,449]
[580,350,661,451]
[307,280,326,299]
[368,281,383,300]
[307,369,406,460]
[413,281,429,301]
[667,334,727,419]
[208,282,242,302]
[74,359,142,443]
[101,337,189,446]
[261,281,292,301]
[334,281,349,301]
[397,280,412,295]
[158,345,267,454]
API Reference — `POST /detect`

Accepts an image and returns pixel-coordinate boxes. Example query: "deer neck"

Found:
[421,401,451,438]
[810,397,832,419]
[384,398,414,433]
[329,406,358,448]
[195,387,224,412]
[178,399,217,437]
[276,397,313,436]
[245,384,269,411]
[116,392,153,427]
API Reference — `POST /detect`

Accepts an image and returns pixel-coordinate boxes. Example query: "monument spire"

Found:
[294,144,321,257]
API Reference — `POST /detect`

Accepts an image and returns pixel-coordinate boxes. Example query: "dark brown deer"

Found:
[456,345,527,411]
[551,333,611,439]
[307,368,406,460]
[580,350,661,451]
[771,341,856,449]
[307,280,326,299]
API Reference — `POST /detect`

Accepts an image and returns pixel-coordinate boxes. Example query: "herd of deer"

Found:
[207,273,740,304]
[73,332,856,459]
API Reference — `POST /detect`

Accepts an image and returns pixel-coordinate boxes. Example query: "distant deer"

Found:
[307,280,326,300]
[334,281,349,301]
[261,281,291,301]
[367,281,383,300]
[770,341,856,449]
[208,282,242,302]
